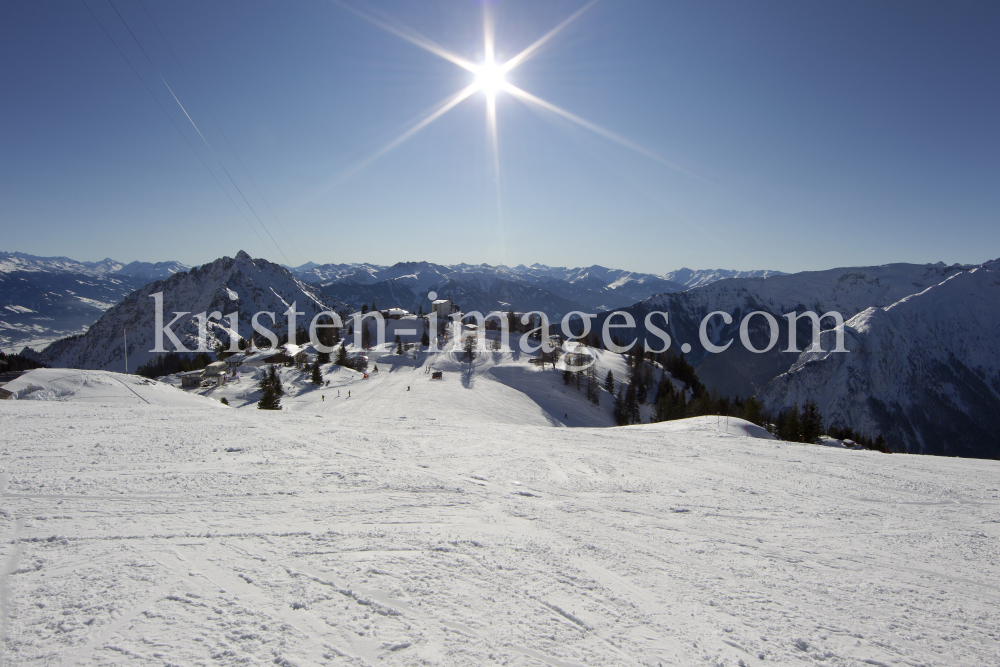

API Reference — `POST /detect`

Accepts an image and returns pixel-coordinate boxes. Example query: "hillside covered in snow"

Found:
[32,251,346,373]
[1,361,998,665]
[758,263,1000,459]
[595,261,975,400]
[0,252,190,353]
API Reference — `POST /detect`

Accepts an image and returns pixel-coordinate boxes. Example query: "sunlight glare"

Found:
[475,61,506,94]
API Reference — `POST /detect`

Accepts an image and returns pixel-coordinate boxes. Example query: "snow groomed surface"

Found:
[1,362,998,665]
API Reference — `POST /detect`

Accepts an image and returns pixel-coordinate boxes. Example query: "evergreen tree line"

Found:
[0,351,47,373]
[559,345,891,451]
[137,352,213,378]
[562,363,602,406]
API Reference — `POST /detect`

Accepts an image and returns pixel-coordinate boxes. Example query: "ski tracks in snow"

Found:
[1,401,999,665]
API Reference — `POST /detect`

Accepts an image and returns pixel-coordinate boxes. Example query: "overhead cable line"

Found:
[105,0,293,268]
[79,0,277,262]
[137,0,307,268]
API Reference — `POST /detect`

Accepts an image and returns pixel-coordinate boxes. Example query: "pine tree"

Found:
[604,370,615,394]
[652,377,676,422]
[257,367,272,393]
[463,335,476,362]
[311,360,322,385]
[315,314,334,364]
[421,320,430,347]
[269,365,284,397]
[779,404,802,442]
[257,382,280,410]
[257,366,282,410]
[361,322,372,350]
[801,399,823,444]
[220,397,229,406]
[613,386,627,425]
[395,334,403,355]
[585,365,600,404]
[741,396,764,427]
[336,344,348,367]
[563,369,572,385]
[625,381,640,425]
[654,372,671,404]
[636,376,648,404]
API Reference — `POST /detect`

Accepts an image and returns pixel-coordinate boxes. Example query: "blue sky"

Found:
[2,0,998,273]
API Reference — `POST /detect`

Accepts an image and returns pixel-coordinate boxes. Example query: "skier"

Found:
[407,386,410,391]
[337,389,340,397]
[348,390,351,398]
[322,395,325,401]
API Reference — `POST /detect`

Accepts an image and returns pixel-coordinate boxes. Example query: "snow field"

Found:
[1,393,999,666]
[0,369,225,408]
[181,340,634,428]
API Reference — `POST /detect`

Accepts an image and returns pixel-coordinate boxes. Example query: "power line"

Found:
[105,0,293,268]
[137,0,307,268]
[79,0,277,262]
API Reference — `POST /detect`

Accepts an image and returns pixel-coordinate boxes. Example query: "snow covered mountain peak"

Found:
[33,252,347,373]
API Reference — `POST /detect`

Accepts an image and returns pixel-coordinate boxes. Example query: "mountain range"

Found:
[2,251,780,352]
[289,261,781,316]
[0,251,191,353]
[757,262,1000,458]
[593,261,975,400]
[9,248,998,458]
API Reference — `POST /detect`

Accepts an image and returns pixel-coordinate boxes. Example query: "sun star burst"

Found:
[312,0,701,256]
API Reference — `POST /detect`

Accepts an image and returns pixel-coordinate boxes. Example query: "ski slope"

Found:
[2,391,998,666]
[170,338,641,428]
[0,368,224,408]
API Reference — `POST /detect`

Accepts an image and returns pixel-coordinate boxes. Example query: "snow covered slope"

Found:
[1,398,997,665]
[116,260,190,281]
[1,264,145,354]
[34,251,348,373]
[0,252,188,353]
[662,267,785,289]
[758,263,1000,458]
[603,261,973,399]
[1,368,225,407]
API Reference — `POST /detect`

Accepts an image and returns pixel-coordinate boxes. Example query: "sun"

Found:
[474,61,506,95]
[326,0,692,250]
